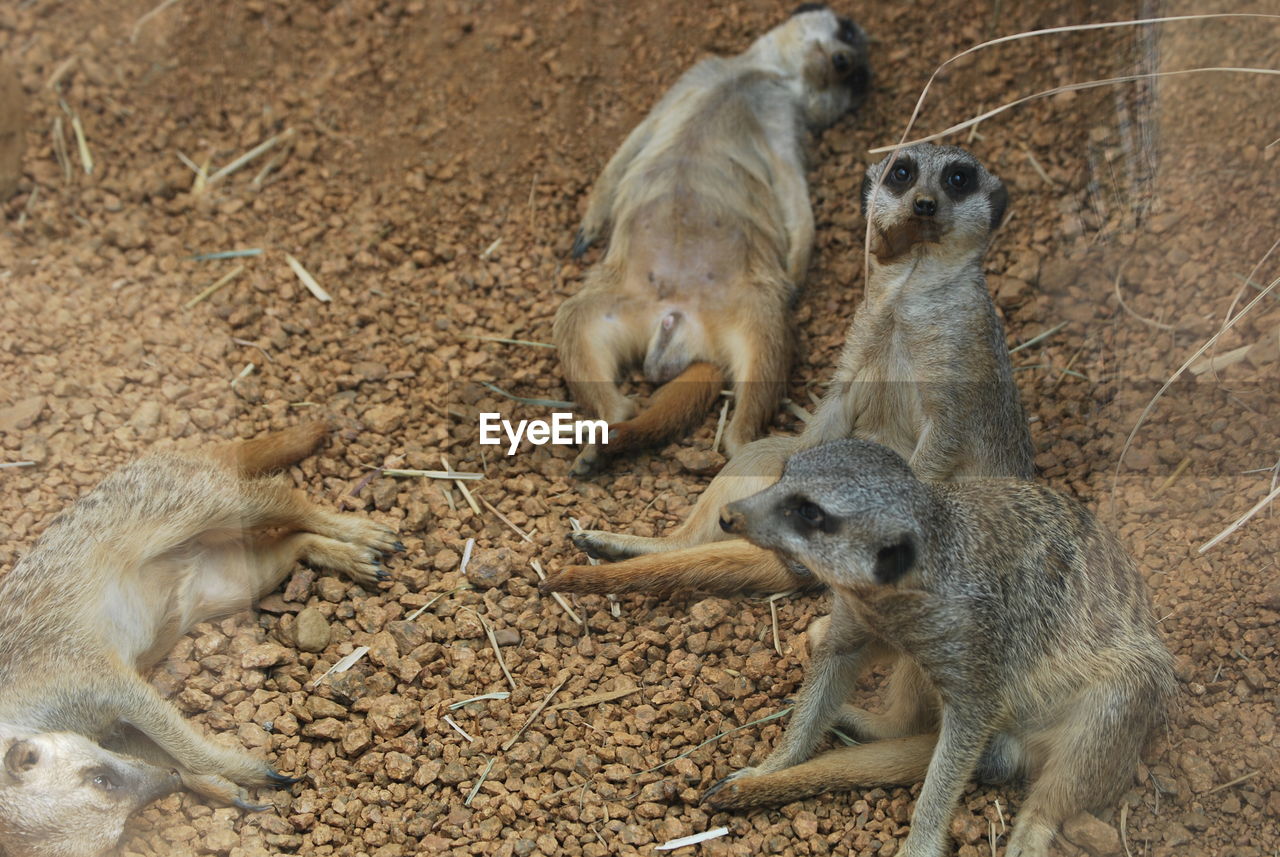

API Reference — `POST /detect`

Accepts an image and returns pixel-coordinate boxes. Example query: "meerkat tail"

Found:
[542,538,808,596]
[705,735,938,810]
[601,362,723,458]
[214,420,330,477]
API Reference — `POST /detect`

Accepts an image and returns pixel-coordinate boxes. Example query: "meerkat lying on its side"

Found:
[545,144,1033,595]
[555,5,870,475]
[705,439,1175,857]
[0,422,400,857]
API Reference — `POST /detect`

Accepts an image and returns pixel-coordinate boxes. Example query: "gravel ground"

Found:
[0,1,1276,856]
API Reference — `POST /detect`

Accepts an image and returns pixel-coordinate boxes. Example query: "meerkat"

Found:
[703,439,1175,857]
[543,143,1034,595]
[554,4,870,475]
[0,422,400,857]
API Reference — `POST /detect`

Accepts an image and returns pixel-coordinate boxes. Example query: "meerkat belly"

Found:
[626,205,749,383]
[850,335,926,460]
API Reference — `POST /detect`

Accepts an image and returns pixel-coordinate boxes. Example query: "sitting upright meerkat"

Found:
[0,422,399,857]
[705,439,1175,857]
[554,4,870,475]
[544,143,1033,595]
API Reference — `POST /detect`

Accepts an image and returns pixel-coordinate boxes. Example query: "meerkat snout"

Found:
[912,195,936,217]
[719,507,742,534]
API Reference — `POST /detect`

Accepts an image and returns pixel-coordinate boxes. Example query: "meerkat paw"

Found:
[537,563,601,595]
[568,530,636,562]
[301,535,389,587]
[570,444,603,476]
[570,227,594,259]
[701,767,762,809]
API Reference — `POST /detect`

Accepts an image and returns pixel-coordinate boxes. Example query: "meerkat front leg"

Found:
[573,118,656,257]
[898,706,998,857]
[705,595,872,795]
[772,156,815,285]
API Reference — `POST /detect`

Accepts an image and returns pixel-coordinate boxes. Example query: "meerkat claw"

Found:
[233,796,273,812]
[266,771,301,786]
[570,229,591,259]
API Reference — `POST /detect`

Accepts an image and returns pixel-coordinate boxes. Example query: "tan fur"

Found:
[598,362,724,462]
[702,439,1176,857]
[0,422,400,857]
[556,7,869,475]
[545,144,1033,597]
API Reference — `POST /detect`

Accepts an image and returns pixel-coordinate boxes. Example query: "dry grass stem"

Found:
[230,363,255,388]
[1020,143,1057,187]
[1204,769,1261,795]
[131,0,184,43]
[480,381,574,409]
[442,714,475,743]
[462,607,517,692]
[712,398,730,453]
[482,238,502,259]
[1114,266,1182,332]
[285,253,332,302]
[1152,457,1191,499]
[449,692,511,710]
[184,265,245,309]
[459,538,476,577]
[381,467,482,480]
[46,55,78,90]
[549,687,640,712]
[70,114,93,175]
[312,645,370,687]
[0,462,36,469]
[1009,321,1068,354]
[1198,486,1280,554]
[502,676,568,751]
[51,117,71,183]
[638,707,793,776]
[656,828,729,851]
[208,128,296,183]
[465,757,496,807]
[481,496,534,543]
[461,333,556,348]
[439,454,482,515]
[405,584,472,622]
[1190,344,1252,376]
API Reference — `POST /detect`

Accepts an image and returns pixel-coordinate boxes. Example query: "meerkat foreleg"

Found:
[572,118,655,257]
[705,596,875,798]
[772,156,815,285]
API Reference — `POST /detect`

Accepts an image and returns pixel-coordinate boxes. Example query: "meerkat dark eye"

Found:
[90,772,119,792]
[941,163,978,199]
[889,164,912,185]
[796,500,826,528]
[832,53,850,73]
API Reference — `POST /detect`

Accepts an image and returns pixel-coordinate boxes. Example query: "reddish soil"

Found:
[0,1,1275,856]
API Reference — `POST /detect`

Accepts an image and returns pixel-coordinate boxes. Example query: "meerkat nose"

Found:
[719,507,744,533]
[913,196,936,217]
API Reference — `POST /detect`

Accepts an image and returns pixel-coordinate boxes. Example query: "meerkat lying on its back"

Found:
[0,422,400,857]
[555,5,870,475]
[706,439,1175,857]
[545,144,1033,595]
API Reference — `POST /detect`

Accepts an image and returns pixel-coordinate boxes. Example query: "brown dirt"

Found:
[0,1,1276,856]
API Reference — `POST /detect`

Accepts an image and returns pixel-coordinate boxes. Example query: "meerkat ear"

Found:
[4,740,40,779]
[873,537,916,584]
[988,180,1009,230]
[860,171,874,216]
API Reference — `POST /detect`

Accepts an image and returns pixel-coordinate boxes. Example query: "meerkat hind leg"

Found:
[545,539,808,596]
[1005,681,1156,857]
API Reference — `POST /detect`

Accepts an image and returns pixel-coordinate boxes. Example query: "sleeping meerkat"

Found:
[544,144,1033,595]
[0,422,400,857]
[554,4,870,475]
[704,439,1175,857]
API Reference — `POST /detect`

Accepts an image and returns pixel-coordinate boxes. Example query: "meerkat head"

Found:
[719,439,930,589]
[860,144,1008,265]
[745,4,870,128]
[0,730,181,857]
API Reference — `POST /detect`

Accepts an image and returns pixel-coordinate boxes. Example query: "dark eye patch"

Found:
[873,537,916,584]
[941,161,978,201]
[837,17,863,47]
[881,157,916,195]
